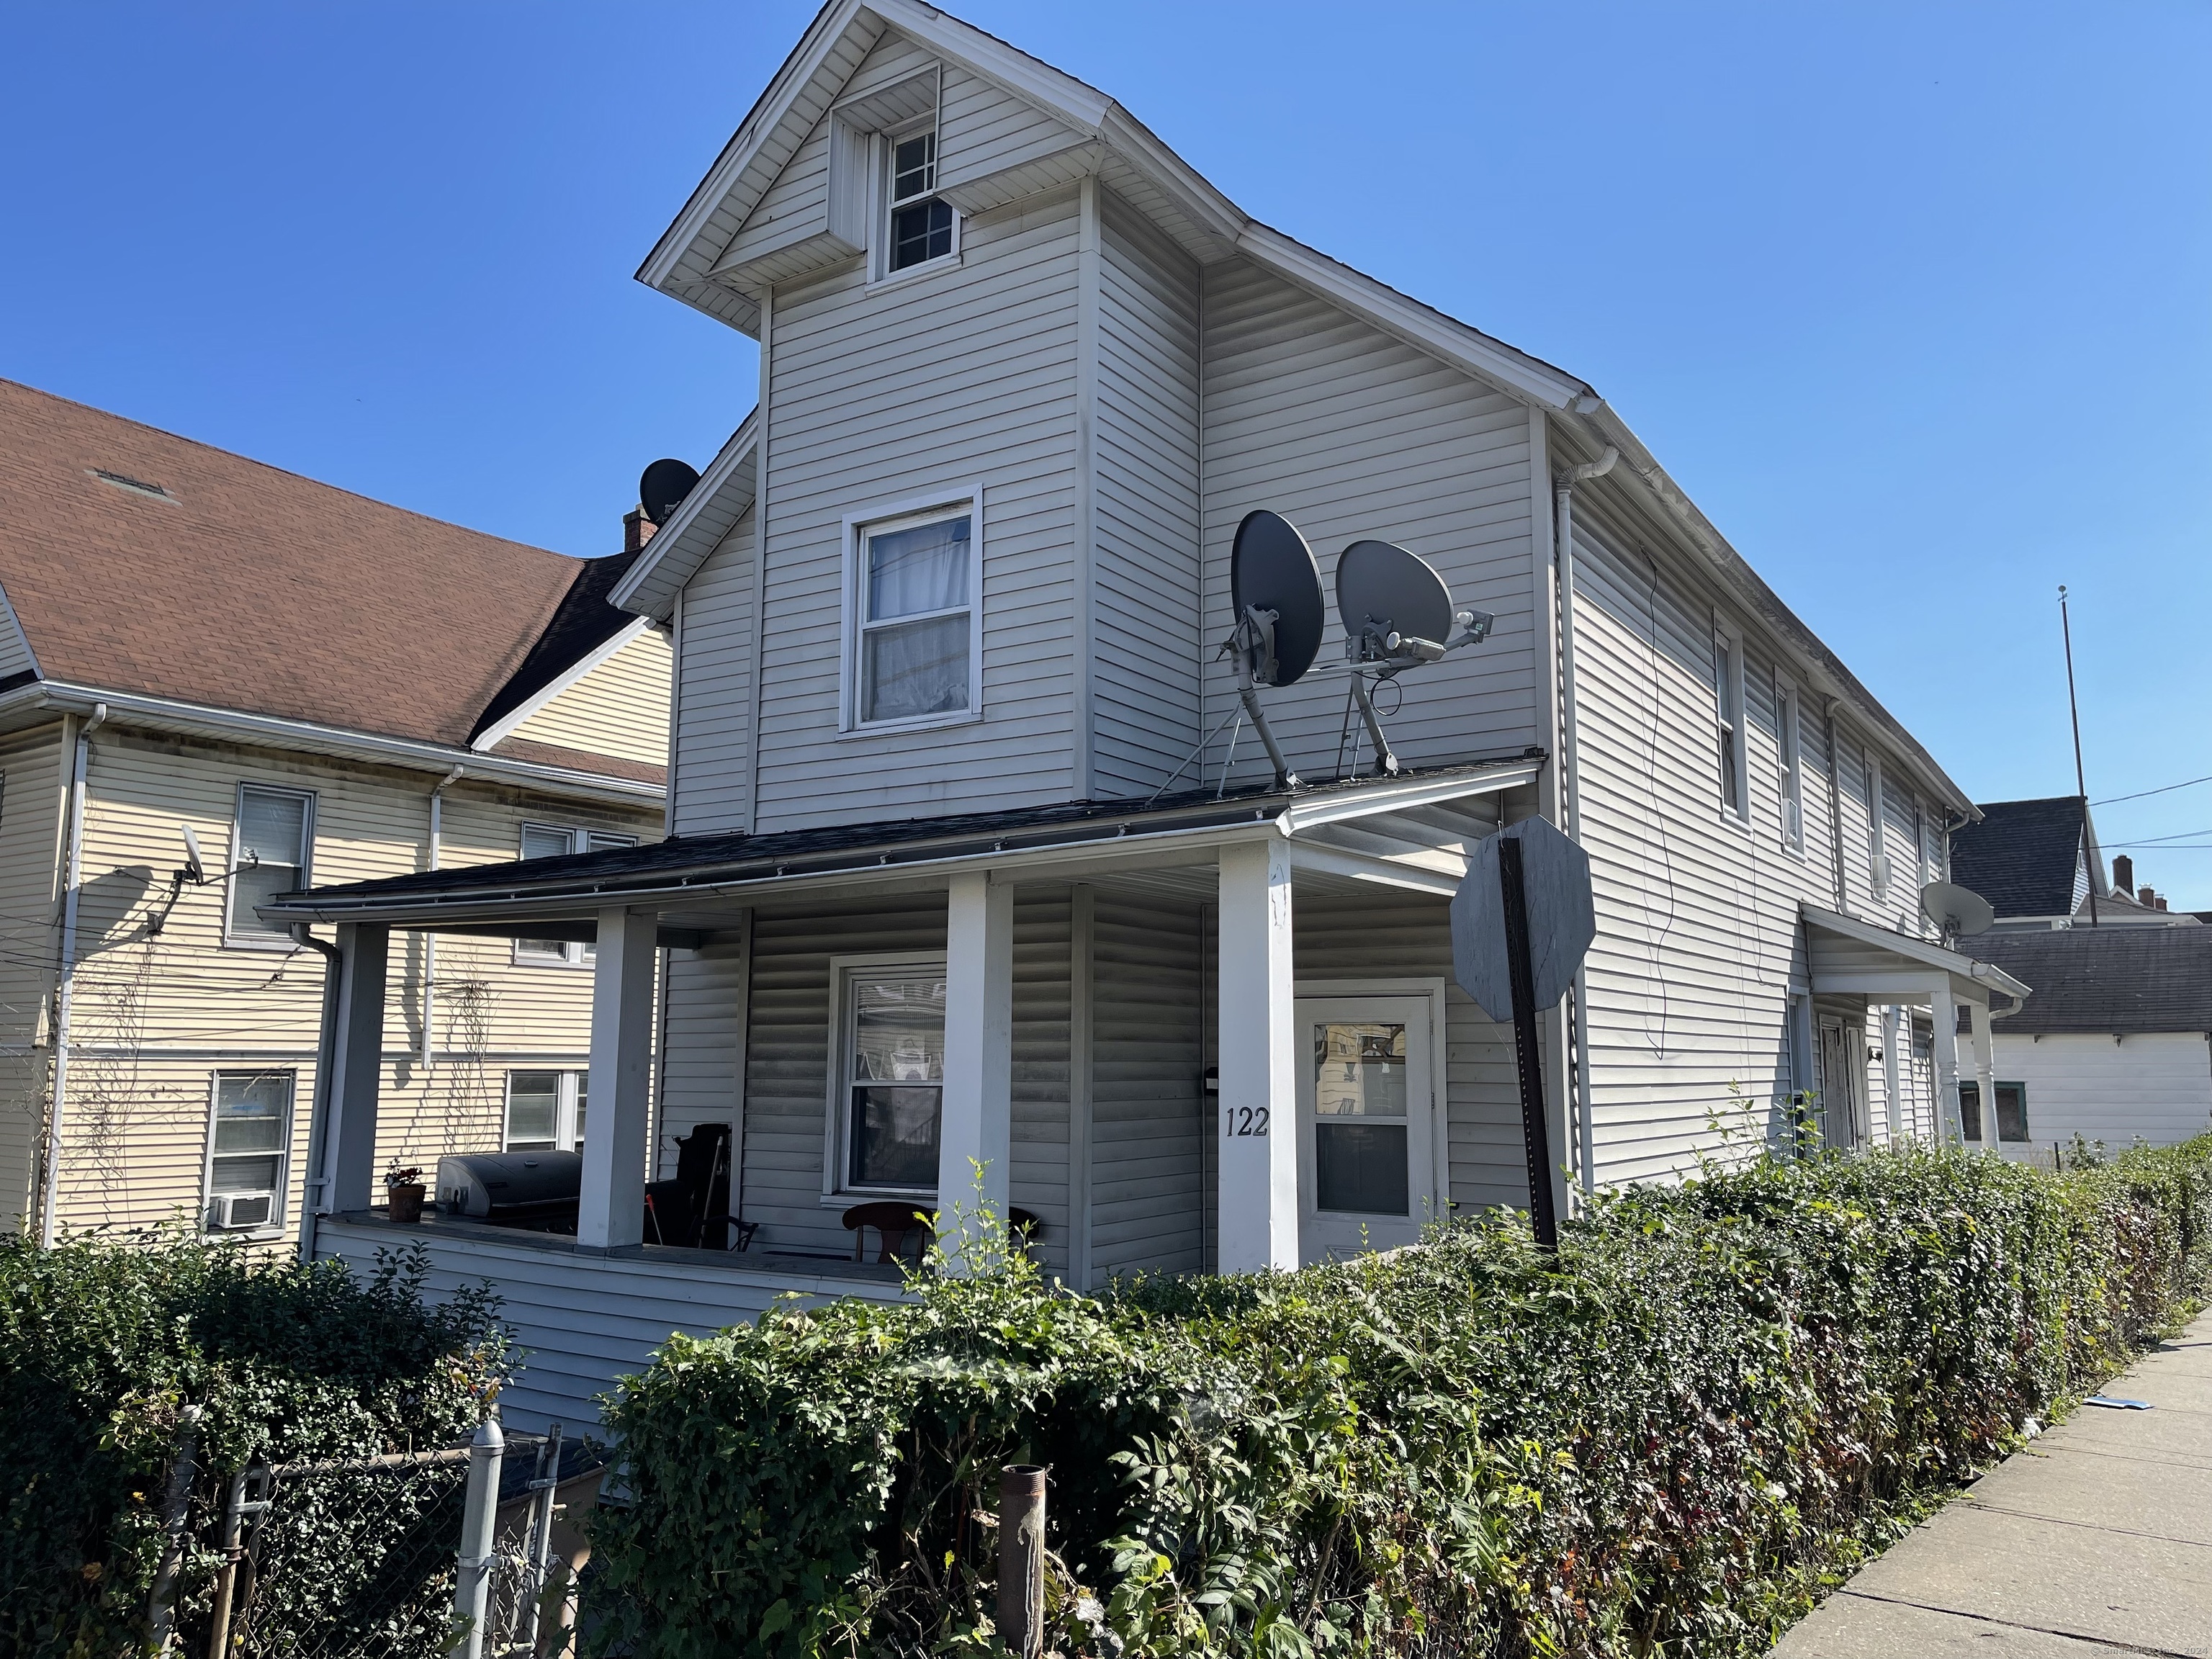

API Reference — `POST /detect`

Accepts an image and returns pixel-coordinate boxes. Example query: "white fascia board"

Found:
[471,616,655,752]
[636,0,875,292]
[1277,761,1541,834]
[15,680,663,806]
[609,416,759,621]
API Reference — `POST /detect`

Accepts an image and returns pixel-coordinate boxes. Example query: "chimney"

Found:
[2139,884,2159,909]
[624,506,657,555]
[2113,853,2134,896]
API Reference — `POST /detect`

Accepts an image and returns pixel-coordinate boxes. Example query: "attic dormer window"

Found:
[887,130,954,271]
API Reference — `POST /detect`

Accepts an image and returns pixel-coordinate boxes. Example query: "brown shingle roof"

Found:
[0,377,591,749]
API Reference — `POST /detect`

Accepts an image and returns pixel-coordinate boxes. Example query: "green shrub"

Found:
[590,1140,2212,1658]
[0,1227,508,1658]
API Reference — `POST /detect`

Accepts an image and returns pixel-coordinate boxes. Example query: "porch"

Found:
[268,761,1546,1424]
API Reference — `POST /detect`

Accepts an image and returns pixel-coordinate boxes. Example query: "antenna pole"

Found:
[2060,585,2097,926]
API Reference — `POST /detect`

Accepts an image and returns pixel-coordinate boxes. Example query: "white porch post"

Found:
[577,907,657,1250]
[323,922,390,1215]
[1968,998,2000,1151]
[1882,1006,1904,1145]
[938,871,1014,1270]
[1216,838,1298,1274]
[1930,982,1964,1145]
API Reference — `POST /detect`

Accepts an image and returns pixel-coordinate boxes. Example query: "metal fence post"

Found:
[452,1412,504,1659]
[146,1403,204,1654]
[998,1465,1046,1659]
[516,1423,563,1655]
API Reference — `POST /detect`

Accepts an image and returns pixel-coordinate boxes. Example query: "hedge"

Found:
[590,1138,2212,1658]
[0,1228,508,1658]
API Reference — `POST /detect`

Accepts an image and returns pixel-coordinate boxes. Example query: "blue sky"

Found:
[5,4,2208,899]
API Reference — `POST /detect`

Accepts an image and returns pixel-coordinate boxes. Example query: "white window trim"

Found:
[1774,670,1805,855]
[819,949,948,1203]
[224,782,315,952]
[200,1069,295,1238]
[503,1068,588,1153]
[837,485,985,738]
[1713,622,1749,826]
[866,117,963,289]
[513,824,638,968]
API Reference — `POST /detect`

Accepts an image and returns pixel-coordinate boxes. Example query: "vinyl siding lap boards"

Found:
[0,724,65,1232]
[738,892,1074,1275]
[505,628,673,770]
[1563,504,1815,1183]
[935,64,1087,192]
[1198,258,1539,788]
[1990,1032,2212,1154]
[752,191,1083,830]
[1088,894,1203,1278]
[672,510,758,837]
[316,1218,905,1432]
[1092,190,1202,796]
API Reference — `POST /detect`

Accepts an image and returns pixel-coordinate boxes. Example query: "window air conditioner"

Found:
[210,1191,275,1231]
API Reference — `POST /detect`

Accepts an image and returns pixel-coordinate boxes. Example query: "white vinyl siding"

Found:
[1200,257,1540,788]
[670,511,759,837]
[935,63,1092,202]
[1988,1032,2212,1155]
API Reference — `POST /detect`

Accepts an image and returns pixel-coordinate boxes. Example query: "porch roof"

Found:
[1802,904,2032,1007]
[260,752,1543,932]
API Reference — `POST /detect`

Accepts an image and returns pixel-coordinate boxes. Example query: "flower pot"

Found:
[387,1182,426,1223]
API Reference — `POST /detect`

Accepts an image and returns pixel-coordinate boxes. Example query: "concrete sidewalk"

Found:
[1773,1311,2212,1657]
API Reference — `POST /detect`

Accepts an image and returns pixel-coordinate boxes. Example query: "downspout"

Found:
[1553,447,1617,1198]
[421,765,464,1069]
[40,702,107,1246]
[291,922,343,1265]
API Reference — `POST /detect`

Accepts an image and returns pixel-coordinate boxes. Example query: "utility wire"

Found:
[2093,773,2212,808]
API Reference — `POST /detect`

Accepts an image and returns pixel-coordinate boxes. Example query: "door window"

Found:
[1294,996,1436,1263]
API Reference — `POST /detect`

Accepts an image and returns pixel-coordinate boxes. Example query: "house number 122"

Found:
[1226,1106,1270,1137]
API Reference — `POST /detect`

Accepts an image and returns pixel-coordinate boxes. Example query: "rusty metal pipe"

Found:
[998,1465,1047,1658]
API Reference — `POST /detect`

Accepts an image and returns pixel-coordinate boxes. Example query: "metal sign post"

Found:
[1452,817,1596,1251]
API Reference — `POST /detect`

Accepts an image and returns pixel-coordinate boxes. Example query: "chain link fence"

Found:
[168,1421,603,1659]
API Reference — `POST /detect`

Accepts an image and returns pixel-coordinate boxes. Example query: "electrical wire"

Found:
[2093,773,2212,807]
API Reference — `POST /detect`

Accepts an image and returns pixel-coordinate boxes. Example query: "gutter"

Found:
[0,680,661,808]
[39,702,107,1246]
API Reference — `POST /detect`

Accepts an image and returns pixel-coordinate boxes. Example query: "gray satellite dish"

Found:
[1921,880,1995,941]
[639,458,701,526]
[1333,539,1495,775]
[1224,511,1326,787]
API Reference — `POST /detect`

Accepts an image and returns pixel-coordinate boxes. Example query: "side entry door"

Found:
[1295,996,1437,1264]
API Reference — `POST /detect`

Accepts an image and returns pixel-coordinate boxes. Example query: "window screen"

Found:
[858,514,971,724]
[229,786,311,940]
[846,971,946,1190]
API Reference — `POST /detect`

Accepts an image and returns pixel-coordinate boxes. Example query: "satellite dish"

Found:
[1229,511,1324,688]
[179,824,207,886]
[639,458,701,526]
[1921,880,1995,940]
[1336,539,1457,663]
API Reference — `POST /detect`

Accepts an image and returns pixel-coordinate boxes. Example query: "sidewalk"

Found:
[1773,1310,2212,1657]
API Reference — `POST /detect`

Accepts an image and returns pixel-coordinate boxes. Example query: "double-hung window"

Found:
[831,958,947,1195]
[516,824,637,966]
[1865,750,1891,896]
[203,1070,294,1231]
[228,784,313,945]
[886,128,955,272]
[846,500,976,729]
[503,1069,587,1151]
[1775,675,1804,853]
[1714,629,1747,820]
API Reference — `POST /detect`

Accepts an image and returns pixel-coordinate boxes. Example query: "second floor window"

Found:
[1776,678,1804,852]
[229,784,313,944]
[516,824,638,966]
[851,505,974,728]
[887,129,954,271]
[1714,631,1746,820]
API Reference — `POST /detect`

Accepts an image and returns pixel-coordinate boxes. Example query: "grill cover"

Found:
[436,1151,583,1219]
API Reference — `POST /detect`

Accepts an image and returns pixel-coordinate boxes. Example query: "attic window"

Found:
[89,467,174,502]
[886,130,955,273]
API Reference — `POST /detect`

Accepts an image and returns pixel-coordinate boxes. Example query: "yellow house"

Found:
[0,379,672,1244]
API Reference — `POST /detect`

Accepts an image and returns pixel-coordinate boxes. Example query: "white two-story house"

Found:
[265,0,2028,1429]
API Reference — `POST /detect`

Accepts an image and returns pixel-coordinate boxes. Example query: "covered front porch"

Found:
[269,762,1545,1424]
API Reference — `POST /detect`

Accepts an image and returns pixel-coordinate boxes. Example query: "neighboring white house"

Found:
[1967,927,2212,1158]
[261,0,2028,1429]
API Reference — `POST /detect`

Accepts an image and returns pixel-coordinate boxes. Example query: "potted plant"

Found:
[384,1162,427,1223]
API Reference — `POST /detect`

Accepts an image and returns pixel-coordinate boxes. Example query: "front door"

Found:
[1295,996,1437,1263]
[1817,1015,1864,1149]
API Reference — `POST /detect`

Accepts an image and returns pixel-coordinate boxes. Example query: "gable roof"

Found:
[632,1,1974,817]
[0,379,658,783]
[1975,925,2212,1033]
[1951,797,2092,919]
